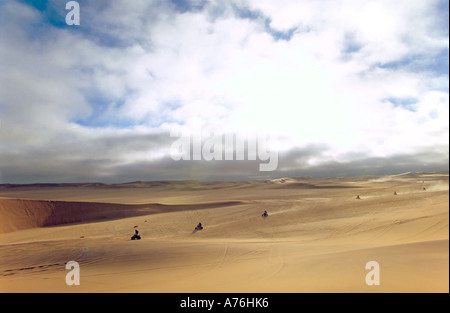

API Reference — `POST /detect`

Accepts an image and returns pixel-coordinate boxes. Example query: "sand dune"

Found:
[0,198,244,234]
[0,172,448,292]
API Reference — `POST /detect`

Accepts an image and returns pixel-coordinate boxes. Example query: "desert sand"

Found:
[0,172,448,293]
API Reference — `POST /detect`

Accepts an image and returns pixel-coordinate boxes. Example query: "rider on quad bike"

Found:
[131,228,141,240]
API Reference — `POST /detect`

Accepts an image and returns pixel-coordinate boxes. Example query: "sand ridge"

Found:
[0,172,448,292]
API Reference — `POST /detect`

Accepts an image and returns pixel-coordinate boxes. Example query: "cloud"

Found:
[1,137,447,183]
[0,0,448,183]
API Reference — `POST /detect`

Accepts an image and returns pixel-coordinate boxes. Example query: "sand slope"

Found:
[0,198,243,234]
[0,172,448,292]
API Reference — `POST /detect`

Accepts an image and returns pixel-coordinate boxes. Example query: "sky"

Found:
[0,0,448,183]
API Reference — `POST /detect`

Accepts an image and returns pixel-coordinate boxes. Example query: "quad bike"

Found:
[131,234,141,240]
[261,211,268,218]
[194,224,203,231]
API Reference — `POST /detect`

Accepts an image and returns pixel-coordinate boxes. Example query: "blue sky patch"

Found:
[75,89,130,128]
[171,0,208,14]
[377,49,449,79]
[342,32,364,56]
[386,97,419,112]
[231,3,298,41]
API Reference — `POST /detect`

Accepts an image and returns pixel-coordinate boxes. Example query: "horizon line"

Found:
[0,170,448,187]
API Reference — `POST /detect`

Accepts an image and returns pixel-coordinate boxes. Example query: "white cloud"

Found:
[0,0,448,182]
